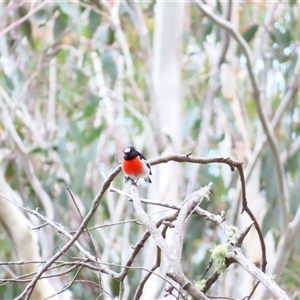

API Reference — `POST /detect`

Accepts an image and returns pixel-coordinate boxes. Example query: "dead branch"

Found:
[128,179,213,300]
[229,248,289,299]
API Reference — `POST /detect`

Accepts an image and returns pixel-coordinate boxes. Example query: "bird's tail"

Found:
[144,176,152,183]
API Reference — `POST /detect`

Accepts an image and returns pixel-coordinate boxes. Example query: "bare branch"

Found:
[4,151,269,299]
[11,165,121,299]
[133,225,166,300]
[0,96,55,220]
[129,180,212,300]
[229,248,289,300]
[173,183,214,260]
[195,0,289,232]
[0,2,48,36]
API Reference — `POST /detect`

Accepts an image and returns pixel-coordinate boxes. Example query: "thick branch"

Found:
[172,183,214,260]
[129,181,210,300]
[230,248,289,300]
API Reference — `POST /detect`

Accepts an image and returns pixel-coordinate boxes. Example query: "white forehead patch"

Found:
[124,147,131,153]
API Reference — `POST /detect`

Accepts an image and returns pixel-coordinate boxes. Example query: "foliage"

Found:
[0,1,299,299]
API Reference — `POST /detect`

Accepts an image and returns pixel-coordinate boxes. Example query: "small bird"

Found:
[122,146,152,183]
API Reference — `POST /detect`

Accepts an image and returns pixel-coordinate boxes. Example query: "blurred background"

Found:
[0,1,299,299]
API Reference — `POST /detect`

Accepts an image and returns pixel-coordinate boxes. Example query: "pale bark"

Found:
[143,2,185,297]
[0,168,58,299]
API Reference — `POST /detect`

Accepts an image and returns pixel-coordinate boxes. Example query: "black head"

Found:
[123,146,138,160]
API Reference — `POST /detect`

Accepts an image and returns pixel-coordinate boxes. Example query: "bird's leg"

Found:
[125,176,137,186]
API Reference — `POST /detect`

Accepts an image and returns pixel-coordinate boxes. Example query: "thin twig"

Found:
[0,1,48,36]
[195,0,289,234]
[133,225,165,300]
[66,186,104,298]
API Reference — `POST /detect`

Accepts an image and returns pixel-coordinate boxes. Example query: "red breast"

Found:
[122,156,144,177]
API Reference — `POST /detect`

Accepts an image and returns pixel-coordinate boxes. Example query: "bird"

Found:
[122,146,152,184]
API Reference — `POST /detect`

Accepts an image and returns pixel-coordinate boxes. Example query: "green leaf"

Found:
[85,126,103,144]
[69,120,83,150]
[58,138,69,170]
[216,0,222,14]
[35,9,49,27]
[97,23,115,46]
[53,10,68,40]
[242,24,259,43]
[82,100,99,119]
[101,49,117,85]
[203,20,213,37]
[262,207,279,235]
[73,155,87,193]
[87,9,101,37]
[270,27,292,49]
[107,25,115,45]
[58,2,77,18]
[18,7,34,48]
[59,186,69,209]
[4,74,14,91]
[260,148,279,206]
[289,0,297,7]
[183,107,200,138]
[31,147,48,155]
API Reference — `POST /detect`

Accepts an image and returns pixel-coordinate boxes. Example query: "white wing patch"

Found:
[141,158,150,169]
[141,158,152,175]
